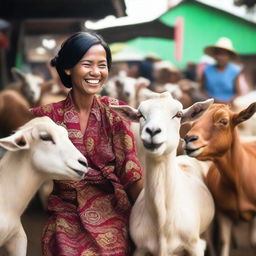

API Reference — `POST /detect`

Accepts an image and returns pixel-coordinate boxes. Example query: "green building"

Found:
[126,0,256,68]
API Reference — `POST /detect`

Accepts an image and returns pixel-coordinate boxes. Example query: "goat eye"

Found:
[172,111,183,119]
[219,119,228,125]
[137,112,146,120]
[40,134,54,143]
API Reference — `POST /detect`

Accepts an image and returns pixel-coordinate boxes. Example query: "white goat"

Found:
[103,71,152,107]
[110,92,214,256]
[232,90,256,137]
[0,116,88,256]
[9,67,42,105]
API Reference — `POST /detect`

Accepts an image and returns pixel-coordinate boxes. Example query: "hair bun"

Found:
[50,56,59,67]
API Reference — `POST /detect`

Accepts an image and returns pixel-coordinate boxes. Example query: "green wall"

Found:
[127,1,256,68]
[126,37,174,61]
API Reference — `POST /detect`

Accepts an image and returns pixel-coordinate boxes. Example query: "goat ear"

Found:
[11,67,26,82]
[232,102,256,126]
[0,131,30,151]
[109,105,140,122]
[136,77,150,88]
[181,98,214,124]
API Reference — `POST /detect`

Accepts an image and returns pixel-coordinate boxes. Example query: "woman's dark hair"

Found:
[50,32,112,88]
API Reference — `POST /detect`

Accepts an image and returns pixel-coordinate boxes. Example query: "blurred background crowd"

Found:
[1,0,256,100]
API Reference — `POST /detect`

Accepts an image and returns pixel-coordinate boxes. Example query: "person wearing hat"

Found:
[200,37,248,103]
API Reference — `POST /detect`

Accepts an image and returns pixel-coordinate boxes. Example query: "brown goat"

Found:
[0,90,34,138]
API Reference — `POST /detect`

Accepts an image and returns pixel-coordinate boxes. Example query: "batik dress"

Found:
[31,93,142,256]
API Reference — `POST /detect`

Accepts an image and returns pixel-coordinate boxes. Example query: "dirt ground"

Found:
[0,196,255,256]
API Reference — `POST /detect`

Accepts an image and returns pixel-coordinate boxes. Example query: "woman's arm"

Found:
[229,72,250,104]
[235,72,250,96]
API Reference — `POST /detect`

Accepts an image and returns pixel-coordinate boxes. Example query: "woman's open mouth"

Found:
[85,79,100,85]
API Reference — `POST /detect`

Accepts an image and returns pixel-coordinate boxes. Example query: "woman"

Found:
[200,37,248,103]
[32,32,143,256]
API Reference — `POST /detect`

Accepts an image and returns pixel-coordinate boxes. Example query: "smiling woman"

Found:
[65,44,109,98]
[31,31,143,256]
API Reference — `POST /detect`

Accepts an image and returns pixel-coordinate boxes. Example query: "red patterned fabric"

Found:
[32,93,142,256]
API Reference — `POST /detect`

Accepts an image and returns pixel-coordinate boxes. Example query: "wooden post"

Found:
[174,17,184,62]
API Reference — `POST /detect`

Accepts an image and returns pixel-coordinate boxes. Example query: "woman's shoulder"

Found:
[31,100,65,118]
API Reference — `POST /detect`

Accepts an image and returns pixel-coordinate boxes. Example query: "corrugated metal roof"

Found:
[195,0,256,24]
[169,0,256,24]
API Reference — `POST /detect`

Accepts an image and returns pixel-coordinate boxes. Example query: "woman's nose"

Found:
[90,66,101,76]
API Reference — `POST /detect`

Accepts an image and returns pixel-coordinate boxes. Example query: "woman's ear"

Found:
[64,69,71,75]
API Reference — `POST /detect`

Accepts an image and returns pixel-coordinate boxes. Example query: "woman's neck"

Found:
[71,89,94,111]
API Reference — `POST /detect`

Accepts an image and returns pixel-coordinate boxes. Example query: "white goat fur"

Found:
[104,71,153,107]
[110,92,215,256]
[9,67,42,105]
[233,91,256,136]
[0,116,88,256]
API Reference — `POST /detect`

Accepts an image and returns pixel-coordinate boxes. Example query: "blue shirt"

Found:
[204,63,241,102]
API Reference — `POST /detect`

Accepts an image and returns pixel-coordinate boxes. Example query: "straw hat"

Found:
[204,37,238,59]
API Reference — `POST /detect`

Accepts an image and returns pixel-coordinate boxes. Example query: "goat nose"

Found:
[78,159,88,168]
[184,135,198,144]
[146,127,161,137]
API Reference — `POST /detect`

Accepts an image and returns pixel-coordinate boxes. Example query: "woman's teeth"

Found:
[86,80,100,84]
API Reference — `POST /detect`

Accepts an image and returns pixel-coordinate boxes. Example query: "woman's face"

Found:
[66,44,109,95]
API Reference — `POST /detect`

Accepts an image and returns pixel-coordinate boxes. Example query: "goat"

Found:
[0,67,44,138]
[1,69,68,210]
[7,67,42,106]
[0,116,88,256]
[232,91,256,136]
[0,90,34,138]
[184,102,256,256]
[110,92,214,256]
[103,71,153,107]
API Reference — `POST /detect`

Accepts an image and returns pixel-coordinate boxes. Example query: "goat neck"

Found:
[0,151,45,216]
[144,150,177,228]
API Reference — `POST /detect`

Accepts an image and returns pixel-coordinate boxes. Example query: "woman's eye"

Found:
[172,111,183,119]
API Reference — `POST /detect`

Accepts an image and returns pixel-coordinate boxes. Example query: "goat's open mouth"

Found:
[71,168,84,177]
[184,145,205,156]
[185,148,198,155]
[143,141,163,151]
